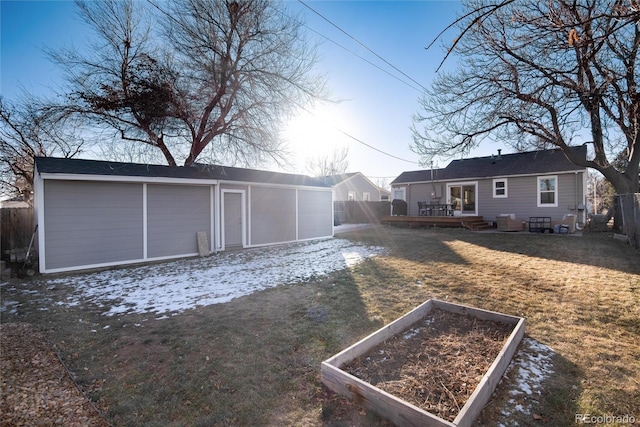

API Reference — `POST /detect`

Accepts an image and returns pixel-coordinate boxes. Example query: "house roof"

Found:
[319,172,391,195]
[34,157,330,188]
[318,172,360,186]
[391,146,587,184]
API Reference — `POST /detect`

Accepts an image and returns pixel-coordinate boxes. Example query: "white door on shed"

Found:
[223,192,243,248]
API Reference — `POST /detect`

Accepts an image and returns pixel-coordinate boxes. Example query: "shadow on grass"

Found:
[462,230,639,275]
[477,340,584,426]
[28,266,386,426]
[344,225,640,275]
[337,225,469,266]
[2,225,636,426]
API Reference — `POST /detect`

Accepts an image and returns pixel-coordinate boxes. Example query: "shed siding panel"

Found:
[250,187,296,245]
[298,190,333,239]
[43,180,143,270]
[147,185,211,258]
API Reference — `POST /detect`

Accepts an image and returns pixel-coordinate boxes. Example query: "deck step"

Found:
[382,215,492,231]
[461,218,493,231]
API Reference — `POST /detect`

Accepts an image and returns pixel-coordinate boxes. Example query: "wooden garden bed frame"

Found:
[321,299,526,427]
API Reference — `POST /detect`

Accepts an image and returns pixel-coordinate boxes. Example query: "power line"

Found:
[298,0,428,93]
[335,128,419,164]
[303,26,422,92]
[285,3,422,165]
[293,102,419,165]
[279,4,422,92]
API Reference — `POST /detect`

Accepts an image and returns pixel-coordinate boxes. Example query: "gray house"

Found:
[390,147,588,227]
[320,172,390,201]
[33,157,333,274]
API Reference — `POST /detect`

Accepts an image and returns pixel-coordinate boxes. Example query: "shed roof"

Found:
[34,157,329,188]
[391,146,587,184]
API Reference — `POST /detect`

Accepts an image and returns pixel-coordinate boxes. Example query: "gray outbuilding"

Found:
[33,157,334,274]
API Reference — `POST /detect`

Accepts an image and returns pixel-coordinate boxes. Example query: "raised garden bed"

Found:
[321,299,525,427]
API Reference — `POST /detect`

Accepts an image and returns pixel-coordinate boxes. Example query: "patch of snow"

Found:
[403,327,421,340]
[42,238,386,318]
[498,338,555,421]
[0,299,19,314]
[334,223,376,234]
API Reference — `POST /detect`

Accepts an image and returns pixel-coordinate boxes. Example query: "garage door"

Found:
[43,180,144,270]
[147,184,211,258]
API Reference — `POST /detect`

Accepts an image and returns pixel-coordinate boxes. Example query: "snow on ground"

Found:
[37,237,387,318]
[334,223,376,233]
[2,234,558,422]
[497,338,555,426]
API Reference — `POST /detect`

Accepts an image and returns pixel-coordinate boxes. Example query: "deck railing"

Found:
[417,202,454,217]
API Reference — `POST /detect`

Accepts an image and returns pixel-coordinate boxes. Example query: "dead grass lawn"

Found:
[1,226,639,426]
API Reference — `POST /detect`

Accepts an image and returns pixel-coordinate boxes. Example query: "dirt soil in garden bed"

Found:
[342,308,515,422]
[0,323,109,427]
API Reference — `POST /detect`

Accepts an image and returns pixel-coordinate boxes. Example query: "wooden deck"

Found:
[381,215,492,231]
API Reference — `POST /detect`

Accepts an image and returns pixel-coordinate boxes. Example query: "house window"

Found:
[493,179,508,198]
[391,187,406,201]
[537,175,558,207]
[348,191,356,201]
[363,192,370,201]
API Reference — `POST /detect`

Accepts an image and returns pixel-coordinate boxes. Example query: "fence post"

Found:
[629,193,640,249]
[617,194,639,249]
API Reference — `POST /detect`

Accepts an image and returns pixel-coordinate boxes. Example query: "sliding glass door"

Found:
[448,183,477,215]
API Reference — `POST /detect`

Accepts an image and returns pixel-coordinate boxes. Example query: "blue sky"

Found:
[1,0,504,182]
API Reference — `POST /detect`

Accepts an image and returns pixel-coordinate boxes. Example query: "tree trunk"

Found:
[599,165,637,195]
[184,152,197,167]
[155,136,177,167]
[617,194,640,249]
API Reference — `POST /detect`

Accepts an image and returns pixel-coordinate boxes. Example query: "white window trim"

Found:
[537,175,558,207]
[347,191,356,201]
[493,178,508,198]
[363,192,370,201]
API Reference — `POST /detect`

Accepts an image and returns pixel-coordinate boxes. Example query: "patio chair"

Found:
[417,202,429,216]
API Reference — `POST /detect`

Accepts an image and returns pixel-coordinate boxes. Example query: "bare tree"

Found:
[374,176,390,192]
[0,97,87,201]
[306,146,349,177]
[51,0,325,167]
[412,0,640,195]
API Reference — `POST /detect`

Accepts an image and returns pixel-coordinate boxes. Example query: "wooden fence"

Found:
[616,193,640,248]
[334,201,391,224]
[1,208,34,261]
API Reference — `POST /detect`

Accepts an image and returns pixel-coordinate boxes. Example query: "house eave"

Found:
[37,172,220,186]
[218,179,330,191]
[36,172,332,191]
[391,168,586,185]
